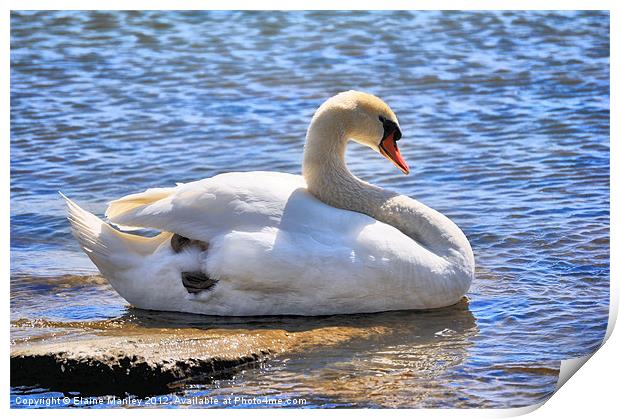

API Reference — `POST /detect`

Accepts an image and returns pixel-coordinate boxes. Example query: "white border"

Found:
[3,2,616,418]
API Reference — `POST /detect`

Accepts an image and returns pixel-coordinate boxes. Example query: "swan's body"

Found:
[64,91,474,316]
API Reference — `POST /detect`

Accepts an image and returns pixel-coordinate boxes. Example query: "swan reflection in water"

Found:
[120,298,478,408]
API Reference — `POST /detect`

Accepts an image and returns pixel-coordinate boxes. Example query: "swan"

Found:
[62,91,474,316]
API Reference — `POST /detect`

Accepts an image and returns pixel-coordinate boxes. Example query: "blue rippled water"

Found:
[10,11,609,408]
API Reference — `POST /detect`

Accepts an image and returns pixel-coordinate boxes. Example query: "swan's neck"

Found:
[302,115,473,265]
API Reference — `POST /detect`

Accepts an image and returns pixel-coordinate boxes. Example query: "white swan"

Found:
[62,91,474,316]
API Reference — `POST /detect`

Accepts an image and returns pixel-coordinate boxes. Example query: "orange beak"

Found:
[379,131,409,175]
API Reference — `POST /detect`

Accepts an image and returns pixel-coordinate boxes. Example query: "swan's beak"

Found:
[379,130,410,175]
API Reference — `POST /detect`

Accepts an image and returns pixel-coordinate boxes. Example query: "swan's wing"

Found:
[103,170,459,313]
[191,197,448,315]
[105,171,306,241]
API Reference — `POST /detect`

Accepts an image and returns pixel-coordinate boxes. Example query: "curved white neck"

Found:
[302,113,473,264]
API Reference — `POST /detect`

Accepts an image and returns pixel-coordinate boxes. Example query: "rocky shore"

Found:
[11,315,390,397]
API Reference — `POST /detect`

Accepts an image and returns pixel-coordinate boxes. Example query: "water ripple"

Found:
[10,10,609,408]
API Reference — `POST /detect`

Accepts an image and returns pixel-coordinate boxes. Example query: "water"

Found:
[10,11,609,408]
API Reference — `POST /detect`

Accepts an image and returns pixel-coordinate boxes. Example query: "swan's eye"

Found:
[380,117,401,142]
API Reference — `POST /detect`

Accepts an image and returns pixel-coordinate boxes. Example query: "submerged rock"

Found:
[10,315,390,397]
[11,332,270,396]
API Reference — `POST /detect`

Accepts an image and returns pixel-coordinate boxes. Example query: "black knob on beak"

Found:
[379,116,401,141]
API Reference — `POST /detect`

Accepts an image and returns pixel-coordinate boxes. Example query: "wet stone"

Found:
[10,316,391,397]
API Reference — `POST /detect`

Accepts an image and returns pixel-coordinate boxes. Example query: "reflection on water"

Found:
[10,10,609,408]
[11,275,554,408]
[192,301,482,408]
[12,280,481,407]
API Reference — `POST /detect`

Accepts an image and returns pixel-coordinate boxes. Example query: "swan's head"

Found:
[314,90,409,175]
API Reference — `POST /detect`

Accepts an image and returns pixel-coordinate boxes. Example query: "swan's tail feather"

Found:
[105,187,175,222]
[60,192,171,276]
